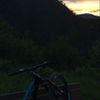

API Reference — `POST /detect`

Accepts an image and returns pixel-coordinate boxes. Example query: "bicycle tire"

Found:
[49,72,71,100]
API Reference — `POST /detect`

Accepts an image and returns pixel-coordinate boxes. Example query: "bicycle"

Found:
[8,61,71,100]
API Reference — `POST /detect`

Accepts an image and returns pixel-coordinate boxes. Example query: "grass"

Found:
[59,67,100,100]
[0,59,100,100]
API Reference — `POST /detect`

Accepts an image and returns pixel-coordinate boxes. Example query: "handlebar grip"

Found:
[8,71,19,77]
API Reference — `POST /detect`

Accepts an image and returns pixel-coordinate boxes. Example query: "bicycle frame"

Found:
[23,74,49,100]
[23,79,35,100]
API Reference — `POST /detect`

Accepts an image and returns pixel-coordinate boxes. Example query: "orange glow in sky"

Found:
[62,0,100,16]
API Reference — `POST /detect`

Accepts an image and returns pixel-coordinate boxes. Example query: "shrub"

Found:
[45,36,85,70]
[75,66,98,78]
[88,38,100,71]
[0,21,40,65]
[0,59,12,73]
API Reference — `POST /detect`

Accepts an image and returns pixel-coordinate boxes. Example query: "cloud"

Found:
[73,9,82,11]
[62,0,99,8]
[61,0,100,16]
[73,9,83,13]
[61,0,99,2]
[90,9,100,13]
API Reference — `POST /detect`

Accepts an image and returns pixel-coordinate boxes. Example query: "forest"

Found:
[0,0,100,70]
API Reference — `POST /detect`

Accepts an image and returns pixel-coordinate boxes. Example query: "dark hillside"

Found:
[69,16,100,55]
[0,0,78,44]
[0,0,100,54]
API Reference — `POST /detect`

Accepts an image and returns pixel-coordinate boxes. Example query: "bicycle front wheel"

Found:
[49,72,71,100]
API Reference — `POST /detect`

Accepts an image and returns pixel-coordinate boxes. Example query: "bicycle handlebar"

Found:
[8,61,55,77]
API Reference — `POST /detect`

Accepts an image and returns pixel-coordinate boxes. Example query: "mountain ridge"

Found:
[77,13,100,19]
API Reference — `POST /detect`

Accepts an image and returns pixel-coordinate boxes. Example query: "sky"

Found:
[61,0,100,16]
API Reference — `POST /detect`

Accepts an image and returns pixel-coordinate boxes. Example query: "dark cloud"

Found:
[61,0,98,2]
[61,0,83,2]
[90,9,100,13]
[74,9,82,11]
[73,9,83,13]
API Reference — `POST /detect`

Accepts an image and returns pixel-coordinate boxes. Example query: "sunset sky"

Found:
[61,0,100,16]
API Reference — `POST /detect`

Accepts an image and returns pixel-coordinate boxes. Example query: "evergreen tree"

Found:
[89,38,100,70]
